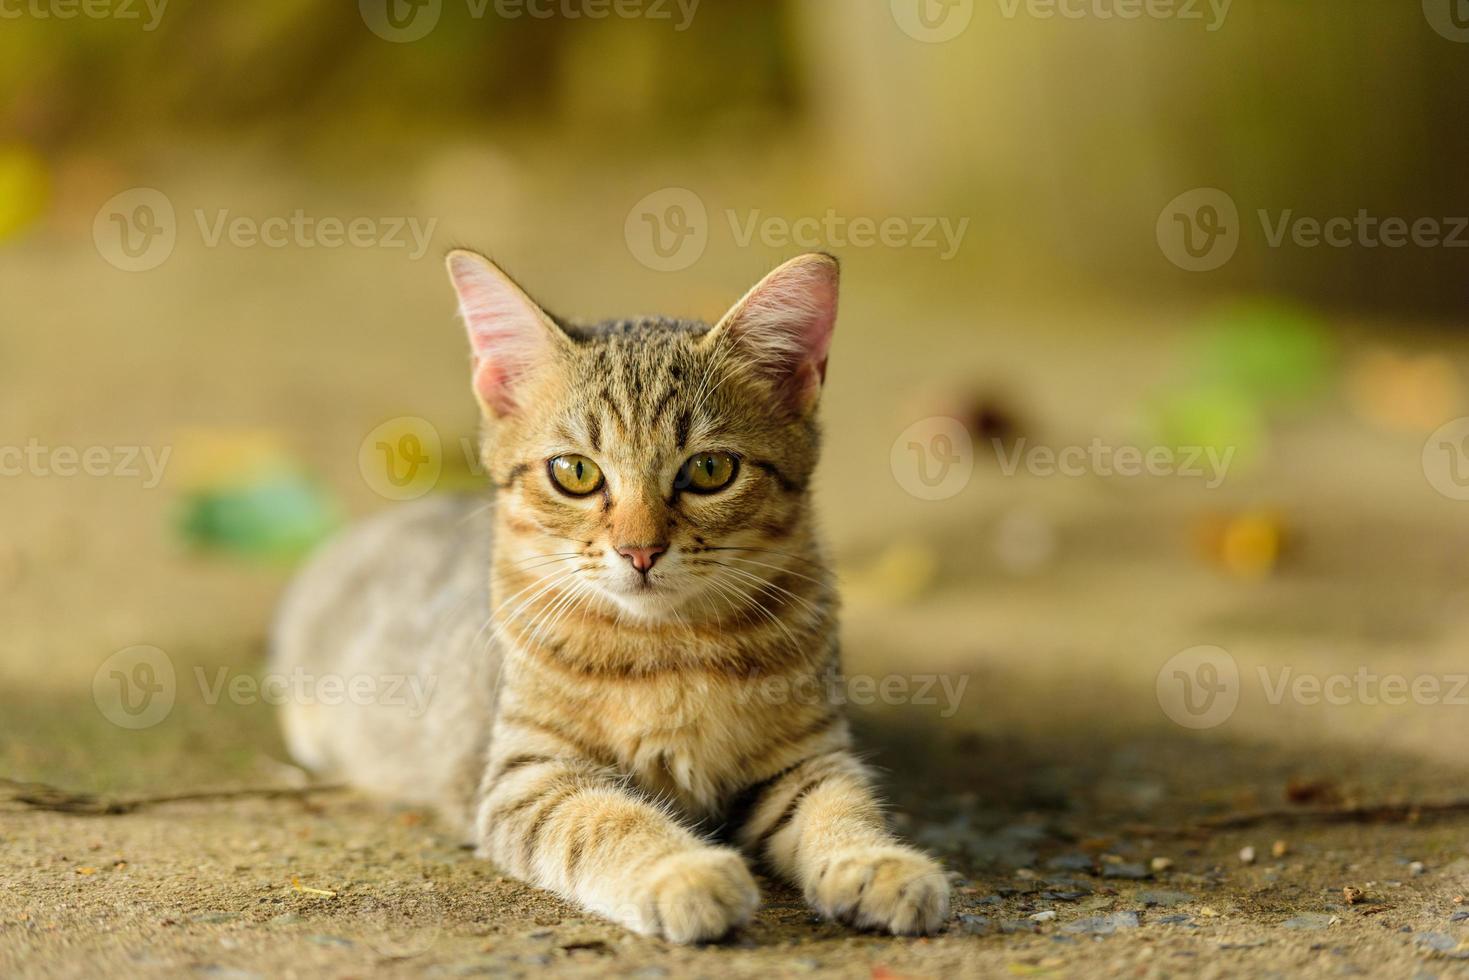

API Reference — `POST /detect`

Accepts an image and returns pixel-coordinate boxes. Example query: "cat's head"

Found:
[446,249,837,624]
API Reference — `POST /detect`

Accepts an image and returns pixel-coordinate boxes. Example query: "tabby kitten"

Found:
[272,250,950,942]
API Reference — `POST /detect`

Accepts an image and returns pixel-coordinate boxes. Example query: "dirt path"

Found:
[8,729,1469,979]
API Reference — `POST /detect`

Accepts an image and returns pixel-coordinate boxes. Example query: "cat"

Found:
[270,250,950,942]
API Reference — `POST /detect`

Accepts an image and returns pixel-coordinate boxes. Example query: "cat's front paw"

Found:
[807,844,950,935]
[638,847,760,944]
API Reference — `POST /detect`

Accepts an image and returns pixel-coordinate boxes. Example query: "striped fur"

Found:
[271,252,949,942]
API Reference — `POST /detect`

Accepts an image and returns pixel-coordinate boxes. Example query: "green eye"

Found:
[678,451,738,493]
[548,454,603,496]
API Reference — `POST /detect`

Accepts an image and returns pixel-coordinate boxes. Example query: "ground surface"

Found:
[3,157,1469,977]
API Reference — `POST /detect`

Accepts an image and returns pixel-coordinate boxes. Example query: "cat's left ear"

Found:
[705,252,839,415]
[445,249,569,418]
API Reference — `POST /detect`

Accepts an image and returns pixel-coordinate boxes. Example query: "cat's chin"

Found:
[598,583,701,625]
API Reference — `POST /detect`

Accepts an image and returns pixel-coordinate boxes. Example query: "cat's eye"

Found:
[677,451,739,494]
[548,454,603,496]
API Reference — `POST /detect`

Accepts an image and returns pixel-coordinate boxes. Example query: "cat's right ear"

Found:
[446,249,567,417]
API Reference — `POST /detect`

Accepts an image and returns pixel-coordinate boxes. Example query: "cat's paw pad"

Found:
[807,844,949,935]
[640,847,760,944]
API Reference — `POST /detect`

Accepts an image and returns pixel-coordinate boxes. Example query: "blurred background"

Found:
[3,0,1469,836]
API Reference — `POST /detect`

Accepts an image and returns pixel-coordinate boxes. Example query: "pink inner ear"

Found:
[471,359,520,417]
[448,254,549,416]
[726,257,838,410]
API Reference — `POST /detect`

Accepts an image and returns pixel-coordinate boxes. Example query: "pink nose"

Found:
[616,544,667,574]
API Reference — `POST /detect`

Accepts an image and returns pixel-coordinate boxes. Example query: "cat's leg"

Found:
[734,749,949,935]
[475,747,759,943]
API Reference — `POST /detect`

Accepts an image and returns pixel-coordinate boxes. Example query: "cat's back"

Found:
[271,494,498,831]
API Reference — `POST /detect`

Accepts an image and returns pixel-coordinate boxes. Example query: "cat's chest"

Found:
[592,677,774,815]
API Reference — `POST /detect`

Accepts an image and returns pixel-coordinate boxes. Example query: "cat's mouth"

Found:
[618,575,672,597]
[595,573,699,622]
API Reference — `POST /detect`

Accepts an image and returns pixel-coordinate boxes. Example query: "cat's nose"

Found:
[616,543,667,574]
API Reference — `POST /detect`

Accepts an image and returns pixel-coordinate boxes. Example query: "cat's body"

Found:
[274,493,496,824]
[272,254,949,942]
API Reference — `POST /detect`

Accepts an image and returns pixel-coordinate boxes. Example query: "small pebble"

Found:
[1045,853,1095,873]
[1239,846,1257,865]
[1030,910,1057,922]
[1150,857,1173,873]
[1409,861,1426,876]
[957,914,995,936]
[1343,886,1366,905]
[1102,862,1150,881]
[1271,840,1289,859]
